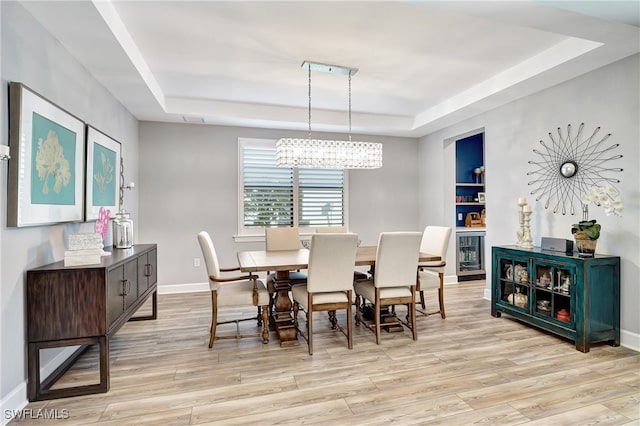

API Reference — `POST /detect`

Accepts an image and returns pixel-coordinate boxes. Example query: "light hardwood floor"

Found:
[14,280,639,425]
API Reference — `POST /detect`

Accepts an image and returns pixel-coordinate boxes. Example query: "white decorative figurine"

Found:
[516,197,527,246]
[521,204,534,249]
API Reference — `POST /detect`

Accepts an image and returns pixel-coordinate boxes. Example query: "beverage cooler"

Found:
[456,230,486,279]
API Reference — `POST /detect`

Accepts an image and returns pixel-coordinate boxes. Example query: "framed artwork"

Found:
[478,192,486,203]
[85,126,121,221]
[7,82,85,227]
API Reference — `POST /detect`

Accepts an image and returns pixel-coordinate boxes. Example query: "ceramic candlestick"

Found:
[522,209,533,249]
[516,198,527,246]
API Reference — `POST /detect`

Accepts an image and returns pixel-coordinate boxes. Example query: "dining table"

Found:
[237,246,440,346]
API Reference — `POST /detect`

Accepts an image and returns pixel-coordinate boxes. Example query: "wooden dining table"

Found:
[237,246,440,346]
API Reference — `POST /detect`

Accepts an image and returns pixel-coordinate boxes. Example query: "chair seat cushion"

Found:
[291,285,350,311]
[218,279,270,306]
[354,280,413,302]
[418,269,441,289]
[267,271,307,292]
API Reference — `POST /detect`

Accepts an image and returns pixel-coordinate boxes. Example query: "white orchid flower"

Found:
[581,184,623,217]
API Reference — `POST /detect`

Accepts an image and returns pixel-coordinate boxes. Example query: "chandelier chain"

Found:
[308,63,312,138]
[348,71,352,142]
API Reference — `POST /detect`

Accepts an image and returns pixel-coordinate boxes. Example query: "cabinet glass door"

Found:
[496,256,530,311]
[533,261,575,327]
[457,232,485,276]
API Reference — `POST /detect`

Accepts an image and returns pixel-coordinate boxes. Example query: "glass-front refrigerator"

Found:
[456,230,486,279]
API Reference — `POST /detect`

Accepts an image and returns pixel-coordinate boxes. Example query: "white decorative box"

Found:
[68,233,103,251]
[64,248,103,267]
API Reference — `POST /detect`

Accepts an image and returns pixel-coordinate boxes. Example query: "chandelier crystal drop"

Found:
[275,61,382,169]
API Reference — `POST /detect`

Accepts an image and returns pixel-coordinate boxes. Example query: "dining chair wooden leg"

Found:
[329,310,338,329]
[410,301,417,341]
[307,310,313,355]
[261,305,269,344]
[374,291,381,345]
[209,291,218,348]
[438,273,446,319]
[420,290,426,309]
[347,290,353,350]
[354,295,362,326]
[293,302,300,329]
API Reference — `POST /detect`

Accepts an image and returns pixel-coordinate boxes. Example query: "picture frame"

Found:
[85,126,121,221]
[7,82,86,227]
[478,192,486,203]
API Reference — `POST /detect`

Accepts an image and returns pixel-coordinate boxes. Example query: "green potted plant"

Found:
[571,219,601,240]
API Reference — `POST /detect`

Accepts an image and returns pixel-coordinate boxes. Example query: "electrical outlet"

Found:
[458,213,463,221]
[193,258,201,267]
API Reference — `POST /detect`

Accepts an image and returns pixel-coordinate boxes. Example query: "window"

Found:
[239,138,347,235]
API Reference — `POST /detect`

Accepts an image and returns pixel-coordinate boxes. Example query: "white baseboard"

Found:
[158,282,208,294]
[620,329,640,352]
[1,383,27,426]
[444,275,458,285]
[1,346,77,425]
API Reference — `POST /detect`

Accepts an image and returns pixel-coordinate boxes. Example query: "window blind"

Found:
[240,140,345,230]
[243,147,294,227]
[298,168,344,227]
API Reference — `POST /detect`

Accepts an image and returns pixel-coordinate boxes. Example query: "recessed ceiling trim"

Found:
[414,37,603,130]
[92,0,166,110]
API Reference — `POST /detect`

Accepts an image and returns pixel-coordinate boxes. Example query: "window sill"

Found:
[233,233,314,243]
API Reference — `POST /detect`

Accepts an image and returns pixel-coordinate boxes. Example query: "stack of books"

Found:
[64,233,104,267]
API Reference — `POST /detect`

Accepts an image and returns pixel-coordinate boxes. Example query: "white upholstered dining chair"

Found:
[265,227,308,285]
[354,232,422,344]
[291,233,358,354]
[416,226,452,319]
[197,231,270,348]
[265,227,308,314]
[315,226,369,281]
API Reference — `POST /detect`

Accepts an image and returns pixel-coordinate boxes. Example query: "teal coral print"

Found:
[92,142,116,206]
[31,112,76,205]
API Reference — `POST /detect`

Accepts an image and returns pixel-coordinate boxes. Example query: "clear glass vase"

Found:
[112,210,134,249]
[574,231,597,257]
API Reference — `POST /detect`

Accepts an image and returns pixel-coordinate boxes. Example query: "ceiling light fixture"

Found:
[276,61,382,169]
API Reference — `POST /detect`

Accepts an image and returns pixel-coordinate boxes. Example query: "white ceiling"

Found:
[19,1,640,137]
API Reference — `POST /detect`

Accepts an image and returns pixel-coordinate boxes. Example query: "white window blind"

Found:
[239,139,345,233]
[298,168,344,227]
[242,146,293,228]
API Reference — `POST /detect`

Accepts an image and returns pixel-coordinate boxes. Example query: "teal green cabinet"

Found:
[491,245,620,352]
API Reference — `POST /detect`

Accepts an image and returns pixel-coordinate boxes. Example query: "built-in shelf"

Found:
[455,134,485,227]
[456,183,484,187]
[455,132,485,280]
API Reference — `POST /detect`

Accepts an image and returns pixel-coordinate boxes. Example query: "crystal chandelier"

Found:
[276,61,382,169]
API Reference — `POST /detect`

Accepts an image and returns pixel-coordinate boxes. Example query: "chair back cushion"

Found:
[197,231,221,284]
[419,226,452,267]
[265,227,301,251]
[375,232,422,288]
[307,233,358,293]
[315,226,347,233]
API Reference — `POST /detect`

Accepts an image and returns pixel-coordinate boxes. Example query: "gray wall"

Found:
[138,122,420,288]
[418,54,640,346]
[1,2,138,413]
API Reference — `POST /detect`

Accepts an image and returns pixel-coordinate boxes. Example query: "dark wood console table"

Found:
[26,244,157,401]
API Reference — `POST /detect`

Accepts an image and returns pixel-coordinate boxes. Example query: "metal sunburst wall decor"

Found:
[527,123,623,215]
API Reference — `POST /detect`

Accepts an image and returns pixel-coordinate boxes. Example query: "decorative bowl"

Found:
[556,308,570,323]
